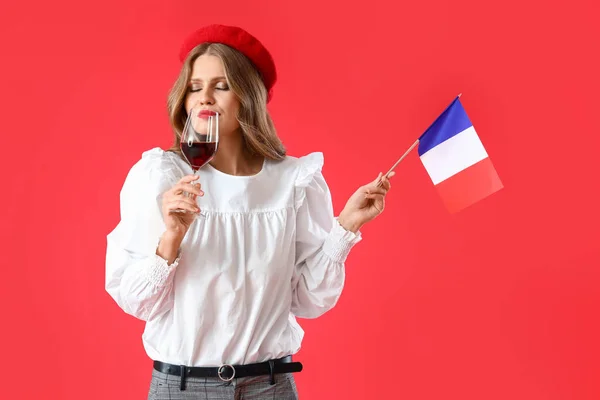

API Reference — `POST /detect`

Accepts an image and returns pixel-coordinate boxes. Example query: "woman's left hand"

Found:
[337,171,395,233]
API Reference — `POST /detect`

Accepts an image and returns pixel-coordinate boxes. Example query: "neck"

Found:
[209,132,263,176]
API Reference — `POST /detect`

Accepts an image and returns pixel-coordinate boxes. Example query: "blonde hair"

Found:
[167,43,286,160]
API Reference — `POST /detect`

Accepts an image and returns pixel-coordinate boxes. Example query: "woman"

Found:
[105,24,394,399]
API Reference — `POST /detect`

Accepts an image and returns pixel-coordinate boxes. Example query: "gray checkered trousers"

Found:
[147,362,300,399]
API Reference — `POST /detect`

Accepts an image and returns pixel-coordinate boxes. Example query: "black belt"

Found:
[153,356,303,390]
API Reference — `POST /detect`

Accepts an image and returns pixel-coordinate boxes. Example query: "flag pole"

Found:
[376,138,420,187]
[384,138,420,177]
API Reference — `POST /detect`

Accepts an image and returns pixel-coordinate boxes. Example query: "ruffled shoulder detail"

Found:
[136,147,186,186]
[294,152,325,210]
[119,148,185,222]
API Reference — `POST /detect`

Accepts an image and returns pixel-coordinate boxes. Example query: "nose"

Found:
[198,88,215,105]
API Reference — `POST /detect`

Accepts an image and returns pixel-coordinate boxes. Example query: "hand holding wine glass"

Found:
[161,175,204,234]
[156,174,203,264]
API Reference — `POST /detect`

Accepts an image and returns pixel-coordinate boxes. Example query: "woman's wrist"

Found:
[337,211,363,233]
[157,230,184,265]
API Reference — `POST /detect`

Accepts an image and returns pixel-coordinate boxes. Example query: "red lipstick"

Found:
[198,110,217,119]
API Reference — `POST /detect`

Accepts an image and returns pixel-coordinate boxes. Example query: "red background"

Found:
[1,0,599,399]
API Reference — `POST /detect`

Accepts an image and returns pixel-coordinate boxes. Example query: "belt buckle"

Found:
[218,364,236,382]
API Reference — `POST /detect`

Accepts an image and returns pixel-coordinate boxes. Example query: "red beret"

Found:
[179,24,277,102]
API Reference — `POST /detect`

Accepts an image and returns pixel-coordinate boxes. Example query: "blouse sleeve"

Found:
[105,148,182,322]
[290,152,362,319]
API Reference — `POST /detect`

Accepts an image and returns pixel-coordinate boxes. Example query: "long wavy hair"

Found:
[166,43,286,161]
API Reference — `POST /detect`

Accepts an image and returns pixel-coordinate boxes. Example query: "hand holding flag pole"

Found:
[376,93,503,213]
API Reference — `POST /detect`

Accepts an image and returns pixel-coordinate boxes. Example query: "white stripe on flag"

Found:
[419,126,489,185]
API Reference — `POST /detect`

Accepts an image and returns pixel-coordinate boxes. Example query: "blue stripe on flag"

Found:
[418,97,473,156]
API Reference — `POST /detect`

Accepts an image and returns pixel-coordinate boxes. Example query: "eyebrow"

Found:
[189,77,227,83]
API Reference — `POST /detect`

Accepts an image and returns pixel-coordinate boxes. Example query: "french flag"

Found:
[417,96,503,213]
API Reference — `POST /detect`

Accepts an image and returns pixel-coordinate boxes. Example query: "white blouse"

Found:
[105,147,362,367]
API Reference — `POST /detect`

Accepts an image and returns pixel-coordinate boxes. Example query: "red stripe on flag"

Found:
[435,157,503,213]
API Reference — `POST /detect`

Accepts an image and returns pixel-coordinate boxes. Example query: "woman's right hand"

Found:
[161,174,204,236]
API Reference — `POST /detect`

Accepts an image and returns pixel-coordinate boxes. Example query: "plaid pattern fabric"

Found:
[147,369,299,400]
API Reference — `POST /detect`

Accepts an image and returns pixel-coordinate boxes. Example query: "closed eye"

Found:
[189,77,229,92]
[189,85,229,93]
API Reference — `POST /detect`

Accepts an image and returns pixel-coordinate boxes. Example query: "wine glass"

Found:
[177,107,219,212]
[181,107,219,171]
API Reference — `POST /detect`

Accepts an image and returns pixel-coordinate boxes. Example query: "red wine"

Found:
[180,141,217,171]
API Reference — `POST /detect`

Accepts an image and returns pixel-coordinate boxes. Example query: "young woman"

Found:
[105,24,394,399]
